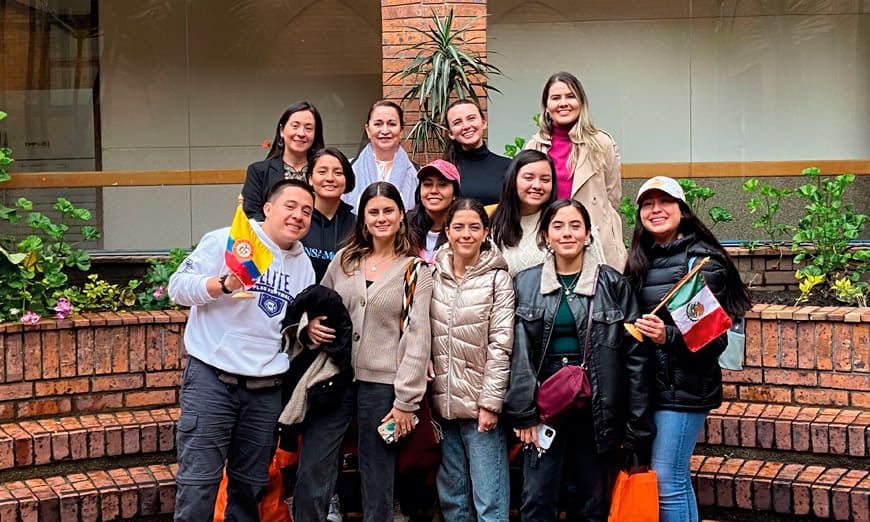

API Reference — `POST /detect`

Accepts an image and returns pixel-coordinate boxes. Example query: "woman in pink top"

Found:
[525,71,627,271]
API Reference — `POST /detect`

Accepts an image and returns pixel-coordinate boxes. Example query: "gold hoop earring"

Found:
[398,222,406,235]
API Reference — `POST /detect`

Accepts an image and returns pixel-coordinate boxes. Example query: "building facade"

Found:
[1,0,868,249]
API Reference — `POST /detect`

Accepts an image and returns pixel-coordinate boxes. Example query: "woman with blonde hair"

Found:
[526,72,627,270]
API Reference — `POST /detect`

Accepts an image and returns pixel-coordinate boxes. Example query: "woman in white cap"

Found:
[406,160,462,264]
[525,72,626,270]
[624,176,751,522]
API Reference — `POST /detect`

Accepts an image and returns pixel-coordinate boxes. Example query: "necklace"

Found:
[367,253,395,272]
[558,272,582,301]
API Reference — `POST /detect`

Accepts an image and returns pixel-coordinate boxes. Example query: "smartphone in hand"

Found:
[536,423,557,451]
[377,414,419,444]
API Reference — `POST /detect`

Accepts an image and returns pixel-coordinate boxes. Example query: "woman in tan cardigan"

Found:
[308,181,433,522]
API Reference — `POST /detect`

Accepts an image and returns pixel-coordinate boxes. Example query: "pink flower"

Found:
[21,311,41,325]
[261,140,271,149]
[53,297,72,319]
[153,286,166,299]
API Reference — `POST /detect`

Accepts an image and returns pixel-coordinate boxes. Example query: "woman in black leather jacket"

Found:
[624,176,751,522]
[505,199,654,522]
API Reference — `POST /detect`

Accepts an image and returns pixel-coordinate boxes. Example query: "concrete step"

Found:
[0,464,177,521]
[0,408,178,470]
[701,401,870,457]
[690,455,870,521]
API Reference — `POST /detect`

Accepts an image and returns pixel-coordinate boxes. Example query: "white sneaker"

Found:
[327,494,342,522]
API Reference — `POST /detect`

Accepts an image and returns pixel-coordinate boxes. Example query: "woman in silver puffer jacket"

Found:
[429,198,516,522]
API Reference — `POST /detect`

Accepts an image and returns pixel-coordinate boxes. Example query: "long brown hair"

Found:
[340,182,415,274]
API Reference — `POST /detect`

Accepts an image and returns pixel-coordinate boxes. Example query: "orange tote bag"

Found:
[608,466,659,522]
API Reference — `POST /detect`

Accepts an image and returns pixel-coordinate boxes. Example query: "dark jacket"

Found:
[242,158,284,221]
[301,202,355,282]
[635,234,729,412]
[504,251,654,455]
[453,143,511,206]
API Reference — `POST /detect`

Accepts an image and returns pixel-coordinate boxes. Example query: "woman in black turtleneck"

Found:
[444,100,511,206]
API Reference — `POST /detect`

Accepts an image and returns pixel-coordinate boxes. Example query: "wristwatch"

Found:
[218,274,232,294]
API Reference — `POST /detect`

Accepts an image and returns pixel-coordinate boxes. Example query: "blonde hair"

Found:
[538,71,607,173]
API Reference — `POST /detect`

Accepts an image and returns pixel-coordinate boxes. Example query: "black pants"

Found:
[293,384,355,521]
[521,356,617,522]
[357,381,399,522]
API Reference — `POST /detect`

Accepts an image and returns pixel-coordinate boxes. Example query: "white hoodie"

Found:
[168,219,315,377]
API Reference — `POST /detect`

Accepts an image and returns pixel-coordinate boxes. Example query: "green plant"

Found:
[618,196,637,246]
[136,247,191,310]
[66,274,139,312]
[503,114,540,158]
[831,277,868,307]
[792,167,870,299]
[0,111,10,183]
[741,179,794,251]
[676,179,733,228]
[503,137,526,159]
[795,273,824,305]
[388,8,502,154]
[0,111,101,322]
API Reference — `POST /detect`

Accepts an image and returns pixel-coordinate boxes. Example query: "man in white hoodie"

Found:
[169,179,316,522]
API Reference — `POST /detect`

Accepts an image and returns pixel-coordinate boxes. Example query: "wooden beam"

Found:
[621,160,870,179]
[3,160,868,189]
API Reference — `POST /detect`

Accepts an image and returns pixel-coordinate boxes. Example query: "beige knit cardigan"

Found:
[321,250,433,412]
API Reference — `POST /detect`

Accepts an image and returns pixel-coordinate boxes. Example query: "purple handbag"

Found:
[536,267,598,424]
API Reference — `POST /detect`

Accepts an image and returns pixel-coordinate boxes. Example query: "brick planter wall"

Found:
[0,311,186,422]
[726,245,870,292]
[727,304,870,408]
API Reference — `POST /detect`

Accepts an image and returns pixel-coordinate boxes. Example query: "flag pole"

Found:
[231,194,255,299]
[624,256,711,341]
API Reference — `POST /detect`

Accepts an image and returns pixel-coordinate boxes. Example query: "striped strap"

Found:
[400,259,422,336]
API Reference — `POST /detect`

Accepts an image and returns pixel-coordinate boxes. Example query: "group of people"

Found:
[169,71,752,522]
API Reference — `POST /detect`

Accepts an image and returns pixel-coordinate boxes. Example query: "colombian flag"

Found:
[225,205,273,288]
[666,270,732,352]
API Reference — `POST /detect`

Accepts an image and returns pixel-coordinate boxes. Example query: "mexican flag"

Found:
[666,271,732,352]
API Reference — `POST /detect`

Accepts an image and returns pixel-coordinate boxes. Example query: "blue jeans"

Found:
[436,419,509,522]
[650,410,707,522]
[174,357,282,522]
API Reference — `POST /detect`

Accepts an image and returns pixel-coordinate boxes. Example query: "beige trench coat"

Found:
[526,129,627,271]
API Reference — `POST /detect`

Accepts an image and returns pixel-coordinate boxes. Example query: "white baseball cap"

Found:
[636,176,686,204]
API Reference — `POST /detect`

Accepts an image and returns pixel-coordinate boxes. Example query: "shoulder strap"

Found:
[400,258,423,337]
[580,265,601,369]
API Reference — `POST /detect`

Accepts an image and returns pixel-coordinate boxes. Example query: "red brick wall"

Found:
[381,0,488,162]
[726,305,870,408]
[0,312,186,422]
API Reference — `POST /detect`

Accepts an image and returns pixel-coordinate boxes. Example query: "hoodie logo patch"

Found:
[258,293,285,318]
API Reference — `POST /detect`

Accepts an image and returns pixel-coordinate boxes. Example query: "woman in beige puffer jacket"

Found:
[429,198,515,521]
